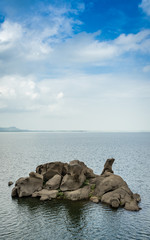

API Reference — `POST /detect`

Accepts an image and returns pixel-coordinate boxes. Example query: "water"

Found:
[0,132,150,240]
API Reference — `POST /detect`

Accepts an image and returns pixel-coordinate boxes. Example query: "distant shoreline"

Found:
[0,127,87,133]
[0,127,149,133]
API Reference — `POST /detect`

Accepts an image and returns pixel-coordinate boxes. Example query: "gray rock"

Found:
[45,174,62,190]
[12,172,43,197]
[60,173,86,191]
[100,186,140,210]
[64,186,91,201]
[133,193,141,202]
[11,187,17,197]
[36,162,64,181]
[125,200,140,211]
[11,159,141,211]
[90,196,99,203]
[94,174,129,198]
[101,158,115,175]
[60,160,97,191]
[40,195,50,201]
[32,189,58,200]
[8,181,13,186]
[69,160,97,178]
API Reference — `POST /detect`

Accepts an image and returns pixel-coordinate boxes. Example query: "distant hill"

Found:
[0,127,87,132]
[0,127,29,132]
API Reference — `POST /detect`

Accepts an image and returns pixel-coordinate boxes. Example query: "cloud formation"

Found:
[0,1,150,130]
[139,0,150,16]
[0,18,150,76]
[0,75,64,114]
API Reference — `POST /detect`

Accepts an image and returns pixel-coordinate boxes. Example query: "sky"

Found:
[0,0,150,131]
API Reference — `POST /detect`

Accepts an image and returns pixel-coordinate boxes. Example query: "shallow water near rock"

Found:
[0,132,150,240]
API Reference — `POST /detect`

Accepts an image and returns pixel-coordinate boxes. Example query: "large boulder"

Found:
[36,162,65,181]
[68,161,82,179]
[60,173,86,191]
[45,174,62,190]
[60,161,86,191]
[32,189,58,200]
[64,186,91,201]
[60,160,97,191]
[69,160,96,178]
[94,174,130,198]
[101,187,132,208]
[11,172,43,197]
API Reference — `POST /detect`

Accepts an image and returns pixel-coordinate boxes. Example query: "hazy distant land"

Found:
[0,127,149,133]
[0,127,87,133]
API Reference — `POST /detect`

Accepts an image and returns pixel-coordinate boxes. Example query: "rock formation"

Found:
[11,159,141,211]
[8,181,13,186]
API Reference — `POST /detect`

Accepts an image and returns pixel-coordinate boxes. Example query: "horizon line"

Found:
[0,127,150,133]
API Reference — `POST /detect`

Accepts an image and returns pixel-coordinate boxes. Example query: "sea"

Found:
[0,132,150,240]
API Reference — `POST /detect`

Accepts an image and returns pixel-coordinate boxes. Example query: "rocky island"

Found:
[11,159,141,211]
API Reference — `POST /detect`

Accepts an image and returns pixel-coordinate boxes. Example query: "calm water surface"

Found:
[0,132,150,240]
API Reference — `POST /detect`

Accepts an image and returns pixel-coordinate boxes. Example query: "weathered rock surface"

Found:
[101,158,115,175]
[11,158,141,211]
[45,174,62,190]
[8,181,13,186]
[90,196,99,203]
[94,174,131,198]
[32,189,58,200]
[60,173,86,191]
[64,186,91,201]
[36,162,65,181]
[11,172,43,197]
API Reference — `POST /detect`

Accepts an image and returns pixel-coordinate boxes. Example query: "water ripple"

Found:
[0,133,150,240]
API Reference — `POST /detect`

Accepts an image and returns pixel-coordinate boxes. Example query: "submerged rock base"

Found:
[11,159,141,211]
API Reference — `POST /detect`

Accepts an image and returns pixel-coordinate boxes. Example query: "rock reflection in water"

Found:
[14,197,88,239]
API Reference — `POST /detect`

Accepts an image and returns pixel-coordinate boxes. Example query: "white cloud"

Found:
[0,72,150,130]
[57,92,64,99]
[0,21,22,51]
[114,30,150,52]
[0,14,150,76]
[0,2,83,61]
[0,3,150,130]
[139,0,150,16]
[50,29,150,68]
[0,75,64,113]
[0,21,22,43]
[143,64,150,72]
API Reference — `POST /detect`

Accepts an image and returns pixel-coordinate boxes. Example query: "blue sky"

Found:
[0,0,150,131]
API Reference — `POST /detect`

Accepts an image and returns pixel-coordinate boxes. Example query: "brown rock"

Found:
[40,195,50,201]
[64,186,91,201]
[45,174,62,190]
[101,186,140,210]
[60,173,86,191]
[101,158,115,175]
[11,172,43,197]
[29,172,43,180]
[124,200,140,211]
[94,174,128,198]
[32,189,58,200]
[36,162,65,181]
[133,193,141,202]
[11,187,17,197]
[11,158,141,211]
[69,160,96,178]
[90,196,99,203]
[8,181,13,186]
